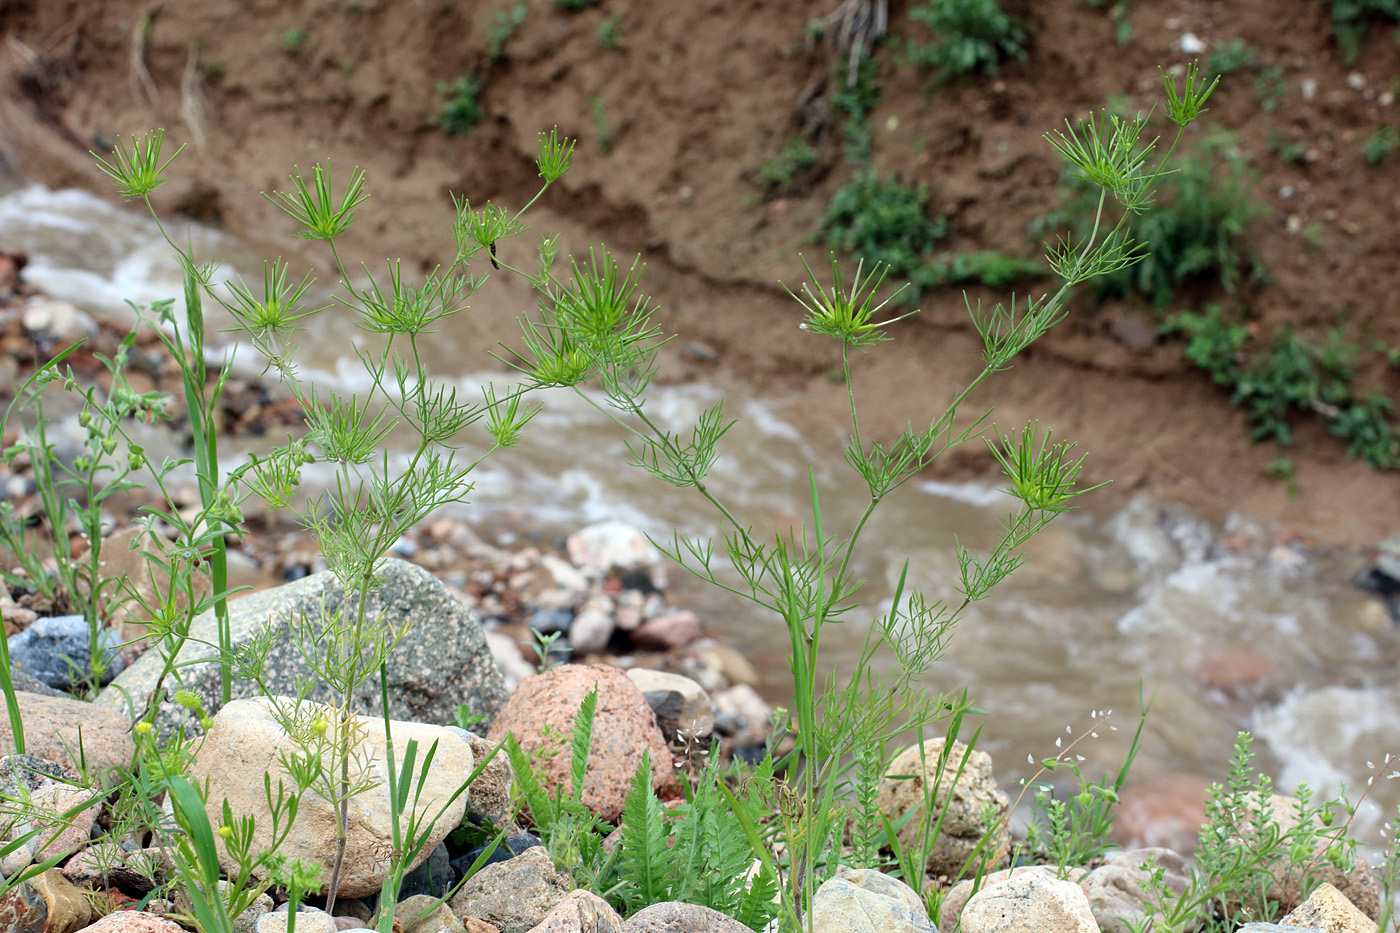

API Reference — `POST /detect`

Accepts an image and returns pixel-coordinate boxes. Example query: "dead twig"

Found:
[129,1,163,109]
[179,42,207,156]
[818,0,888,88]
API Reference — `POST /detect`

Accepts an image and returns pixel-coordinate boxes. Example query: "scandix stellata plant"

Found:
[4,58,1391,933]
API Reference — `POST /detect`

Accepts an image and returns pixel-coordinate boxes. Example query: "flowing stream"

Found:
[5,180,1400,852]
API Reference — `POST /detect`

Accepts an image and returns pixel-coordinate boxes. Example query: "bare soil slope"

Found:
[1,0,1398,545]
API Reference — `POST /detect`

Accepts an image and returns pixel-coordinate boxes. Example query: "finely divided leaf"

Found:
[506,734,555,831]
[617,752,673,911]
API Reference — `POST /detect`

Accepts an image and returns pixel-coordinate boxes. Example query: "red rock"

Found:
[631,610,701,650]
[486,665,670,823]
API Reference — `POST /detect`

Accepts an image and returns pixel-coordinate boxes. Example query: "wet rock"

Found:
[449,846,571,933]
[0,694,134,771]
[525,889,622,933]
[189,696,473,898]
[7,614,126,688]
[1084,848,1191,933]
[566,522,663,586]
[810,868,934,933]
[397,842,453,899]
[625,669,713,747]
[620,902,751,932]
[97,559,508,732]
[1280,882,1376,932]
[877,739,1010,878]
[960,871,1098,933]
[630,610,700,650]
[486,665,670,823]
[451,833,544,880]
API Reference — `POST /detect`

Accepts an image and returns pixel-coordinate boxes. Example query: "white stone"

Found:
[1178,32,1207,54]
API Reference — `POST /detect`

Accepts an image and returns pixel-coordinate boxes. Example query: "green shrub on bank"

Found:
[1327,0,1400,62]
[1164,305,1400,468]
[907,0,1032,86]
[1033,134,1268,307]
[818,169,950,279]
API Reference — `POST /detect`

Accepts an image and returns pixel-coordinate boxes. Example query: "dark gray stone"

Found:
[7,615,125,688]
[4,670,67,699]
[396,843,451,900]
[95,559,508,734]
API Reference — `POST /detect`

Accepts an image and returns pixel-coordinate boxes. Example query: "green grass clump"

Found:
[757,137,818,197]
[818,170,950,280]
[1327,0,1400,62]
[913,250,1043,290]
[552,0,597,9]
[1164,305,1400,467]
[1207,39,1258,77]
[1034,135,1268,308]
[436,76,484,136]
[487,2,527,65]
[907,0,1032,87]
[1363,124,1399,164]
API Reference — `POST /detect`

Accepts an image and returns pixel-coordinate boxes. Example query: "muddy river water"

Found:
[4,179,1400,853]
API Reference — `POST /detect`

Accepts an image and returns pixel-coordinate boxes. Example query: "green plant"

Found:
[590,94,611,153]
[1033,132,1268,308]
[436,76,484,136]
[283,29,308,53]
[1207,39,1258,77]
[598,14,623,49]
[910,250,1043,291]
[1083,0,1133,46]
[818,170,950,280]
[1022,698,1149,877]
[1164,306,1400,468]
[1363,124,1399,164]
[552,0,597,9]
[1253,63,1286,112]
[1326,0,1400,63]
[832,54,881,165]
[757,137,818,197]
[907,0,1032,87]
[1267,132,1306,165]
[487,2,527,65]
[490,68,1217,931]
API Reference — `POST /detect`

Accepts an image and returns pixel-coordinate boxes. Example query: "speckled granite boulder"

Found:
[487,665,670,824]
[96,559,507,732]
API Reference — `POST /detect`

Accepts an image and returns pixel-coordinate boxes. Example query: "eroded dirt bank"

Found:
[1,0,1398,547]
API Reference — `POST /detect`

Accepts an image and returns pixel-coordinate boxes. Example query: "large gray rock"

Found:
[809,869,935,933]
[0,691,135,772]
[528,889,623,933]
[96,559,507,732]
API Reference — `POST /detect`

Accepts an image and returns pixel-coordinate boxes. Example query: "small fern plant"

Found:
[611,754,781,929]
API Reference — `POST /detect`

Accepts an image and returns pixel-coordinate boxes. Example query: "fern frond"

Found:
[570,686,598,806]
[506,734,556,831]
[617,752,674,912]
[735,857,781,931]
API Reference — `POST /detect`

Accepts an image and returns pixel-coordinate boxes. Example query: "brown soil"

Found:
[1,0,1398,548]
